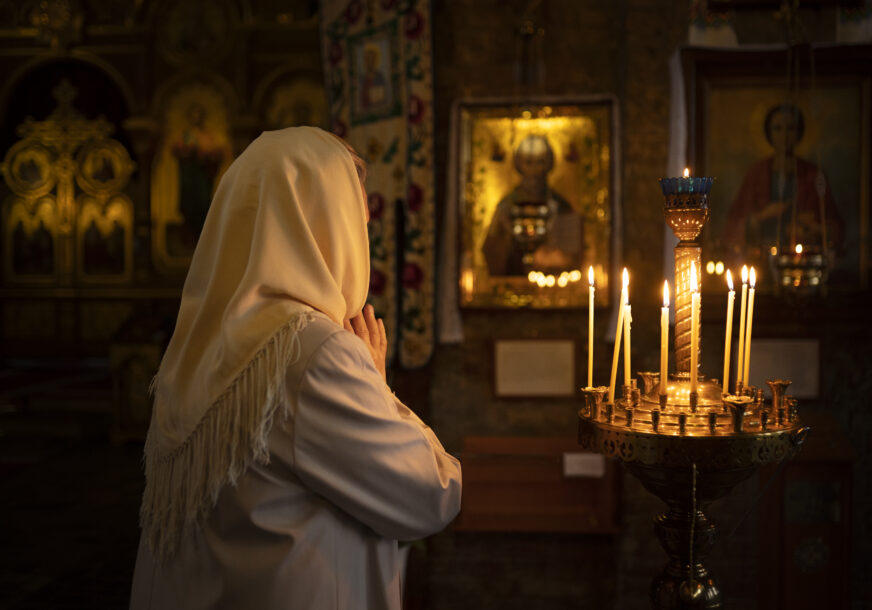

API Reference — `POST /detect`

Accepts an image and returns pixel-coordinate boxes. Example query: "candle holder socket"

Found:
[724,396,753,433]
[755,388,764,405]
[786,396,798,422]
[639,371,659,395]
[765,379,791,415]
[581,386,607,420]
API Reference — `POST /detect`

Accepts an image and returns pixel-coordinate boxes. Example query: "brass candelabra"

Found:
[578,176,808,609]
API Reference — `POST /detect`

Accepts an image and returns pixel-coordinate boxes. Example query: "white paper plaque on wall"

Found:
[494,339,576,397]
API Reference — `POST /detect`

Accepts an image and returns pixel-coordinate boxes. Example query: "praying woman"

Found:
[129,126,462,610]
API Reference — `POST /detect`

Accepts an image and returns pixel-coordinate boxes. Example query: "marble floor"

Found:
[1,437,144,609]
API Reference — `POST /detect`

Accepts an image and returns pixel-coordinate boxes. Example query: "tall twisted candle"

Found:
[690,264,700,395]
[608,269,629,404]
[742,267,756,387]
[735,265,748,390]
[722,270,735,395]
[588,266,594,388]
[660,280,669,396]
[659,168,712,374]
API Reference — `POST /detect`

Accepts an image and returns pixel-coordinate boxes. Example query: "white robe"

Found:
[130,313,462,609]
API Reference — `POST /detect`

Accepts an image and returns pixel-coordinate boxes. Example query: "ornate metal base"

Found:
[627,462,758,609]
[578,380,808,610]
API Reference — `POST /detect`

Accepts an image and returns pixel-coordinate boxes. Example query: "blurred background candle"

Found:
[608,269,629,403]
[588,266,594,388]
[736,265,748,391]
[722,270,735,395]
[660,281,669,396]
[690,264,700,395]
[742,267,756,386]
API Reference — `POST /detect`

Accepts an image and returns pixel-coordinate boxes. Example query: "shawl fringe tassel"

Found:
[139,312,314,560]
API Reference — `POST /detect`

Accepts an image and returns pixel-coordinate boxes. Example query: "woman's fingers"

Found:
[363,304,379,342]
[346,308,387,381]
[350,312,369,341]
[343,318,353,333]
[377,318,387,350]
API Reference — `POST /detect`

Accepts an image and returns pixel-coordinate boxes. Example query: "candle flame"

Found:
[750,266,756,288]
[795,243,803,254]
[622,267,629,288]
[683,167,690,178]
[726,269,733,291]
[588,265,594,286]
[663,280,669,307]
[690,263,698,293]
[741,264,748,284]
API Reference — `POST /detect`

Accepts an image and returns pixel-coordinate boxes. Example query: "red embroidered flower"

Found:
[367,192,385,220]
[408,94,425,124]
[407,183,422,212]
[331,119,347,138]
[404,10,424,39]
[402,262,424,290]
[370,268,387,295]
[344,0,363,24]
[328,41,343,65]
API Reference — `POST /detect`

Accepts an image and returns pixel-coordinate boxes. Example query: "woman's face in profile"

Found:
[768,111,799,155]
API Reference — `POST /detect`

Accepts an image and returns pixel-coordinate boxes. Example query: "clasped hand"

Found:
[344,304,387,381]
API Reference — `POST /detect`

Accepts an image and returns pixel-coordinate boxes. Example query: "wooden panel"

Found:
[454,436,619,533]
[758,412,853,608]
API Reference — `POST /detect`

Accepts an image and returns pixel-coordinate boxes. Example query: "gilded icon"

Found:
[688,47,870,291]
[1,79,134,285]
[454,99,617,308]
[348,23,402,125]
[151,83,233,271]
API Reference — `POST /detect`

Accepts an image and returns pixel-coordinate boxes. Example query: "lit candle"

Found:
[683,167,690,178]
[735,265,748,391]
[722,270,735,395]
[623,300,632,387]
[690,263,700,395]
[742,267,756,387]
[660,280,669,396]
[607,269,629,403]
[588,266,595,388]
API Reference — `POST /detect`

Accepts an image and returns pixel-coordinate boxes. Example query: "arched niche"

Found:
[0,58,136,286]
[0,56,133,156]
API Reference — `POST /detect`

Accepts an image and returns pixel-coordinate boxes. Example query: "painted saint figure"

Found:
[171,103,229,238]
[360,43,388,111]
[482,134,584,276]
[723,103,844,259]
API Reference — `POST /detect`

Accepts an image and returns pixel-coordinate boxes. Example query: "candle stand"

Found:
[578,177,809,609]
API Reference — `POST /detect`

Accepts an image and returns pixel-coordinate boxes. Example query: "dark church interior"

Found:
[1,0,870,608]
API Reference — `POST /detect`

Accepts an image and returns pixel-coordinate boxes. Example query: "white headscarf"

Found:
[140,126,369,558]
